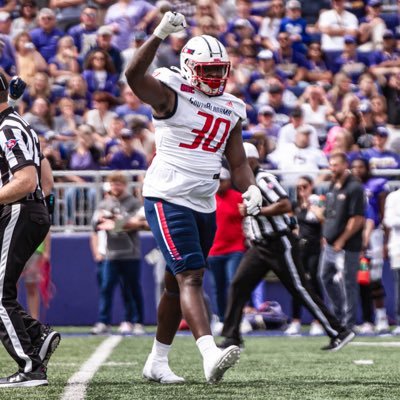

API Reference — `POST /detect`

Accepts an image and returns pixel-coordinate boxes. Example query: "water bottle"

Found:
[357,256,371,285]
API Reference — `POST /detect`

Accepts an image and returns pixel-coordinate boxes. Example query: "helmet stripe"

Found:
[201,35,222,58]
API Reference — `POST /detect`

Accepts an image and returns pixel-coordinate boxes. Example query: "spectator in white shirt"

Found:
[270,125,329,186]
[317,0,358,52]
[277,107,319,149]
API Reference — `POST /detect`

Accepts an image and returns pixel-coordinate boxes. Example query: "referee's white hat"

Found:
[243,142,259,159]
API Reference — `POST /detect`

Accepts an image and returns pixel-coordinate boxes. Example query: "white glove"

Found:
[242,185,262,216]
[153,11,186,40]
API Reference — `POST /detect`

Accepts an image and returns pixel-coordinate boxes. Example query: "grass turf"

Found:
[0,331,400,399]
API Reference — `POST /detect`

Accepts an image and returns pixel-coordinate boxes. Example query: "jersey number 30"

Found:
[179,111,231,153]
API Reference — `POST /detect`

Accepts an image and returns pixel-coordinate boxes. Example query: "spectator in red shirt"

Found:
[208,167,246,324]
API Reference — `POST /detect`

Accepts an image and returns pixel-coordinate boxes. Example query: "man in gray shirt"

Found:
[91,171,148,335]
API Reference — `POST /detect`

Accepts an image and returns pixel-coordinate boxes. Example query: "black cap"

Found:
[0,72,8,91]
[268,84,283,94]
[290,107,303,118]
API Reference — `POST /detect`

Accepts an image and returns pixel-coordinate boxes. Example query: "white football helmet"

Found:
[180,35,231,97]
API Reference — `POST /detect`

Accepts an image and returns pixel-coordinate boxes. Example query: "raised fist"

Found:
[153,11,186,40]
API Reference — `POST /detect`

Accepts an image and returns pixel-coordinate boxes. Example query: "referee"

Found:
[219,143,355,352]
[0,75,59,388]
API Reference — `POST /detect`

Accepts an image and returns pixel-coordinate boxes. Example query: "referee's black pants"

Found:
[222,233,345,341]
[0,201,50,373]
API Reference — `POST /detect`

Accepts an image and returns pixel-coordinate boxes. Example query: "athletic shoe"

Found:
[355,322,374,335]
[204,345,240,384]
[392,326,400,336]
[118,322,133,335]
[37,326,61,367]
[284,321,301,336]
[132,323,146,335]
[309,321,325,336]
[321,330,355,352]
[0,368,48,388]
[375,317,390,334]
[91,322,111,335]
[217,337,244,350]
[142,355,185,384]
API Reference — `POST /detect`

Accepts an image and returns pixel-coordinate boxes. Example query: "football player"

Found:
[125,12,262,384]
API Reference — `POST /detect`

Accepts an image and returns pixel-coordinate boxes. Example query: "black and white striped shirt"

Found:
[0,107,41,190]
[244,168,292,242]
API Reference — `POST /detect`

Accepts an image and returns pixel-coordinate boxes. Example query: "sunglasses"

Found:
[297,184,309,190]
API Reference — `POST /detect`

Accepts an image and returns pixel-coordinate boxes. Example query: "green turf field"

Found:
[0,330,399,400]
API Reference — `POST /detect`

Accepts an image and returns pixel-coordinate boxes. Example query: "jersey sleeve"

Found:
[224,94,247,120]
[0,126,34,173]
[152,67,182,90]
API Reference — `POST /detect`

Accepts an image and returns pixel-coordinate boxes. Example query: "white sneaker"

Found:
[392,326,400,336]
[91,322,111,335]
[284,321,301,336]
[132,323,146,335]
[118,321,133,335]
[204,345,240,384]
[375,317,390,334]
[309,321,324,336]
[142,355,184,384]
[355,322,374,335]
[240,317,253,334]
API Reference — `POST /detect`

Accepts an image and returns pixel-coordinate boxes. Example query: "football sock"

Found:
[151,339,171,362]
[196,335,220,361]
[376,308,387,321]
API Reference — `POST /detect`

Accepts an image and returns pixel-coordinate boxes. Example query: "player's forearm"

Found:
[125,36,162,87]
[260,198,291,217]
[231,163,256,193]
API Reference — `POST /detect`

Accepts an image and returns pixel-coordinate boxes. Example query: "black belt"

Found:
[17,189,45,204]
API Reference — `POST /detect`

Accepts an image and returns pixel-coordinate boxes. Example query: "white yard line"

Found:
[351,341,400,347]
[60,335,122,400]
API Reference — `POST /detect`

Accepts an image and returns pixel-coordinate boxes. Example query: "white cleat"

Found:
[284,321,301,336]
[142,355,185,384]
[204,345,240,384]
[392,326,400,336]
[375,317,390,334]
[309,321,325,336]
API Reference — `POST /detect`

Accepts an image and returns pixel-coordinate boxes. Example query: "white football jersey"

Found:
[143,68,246,213]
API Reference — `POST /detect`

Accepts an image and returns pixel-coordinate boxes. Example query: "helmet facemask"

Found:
[187,61,231,96]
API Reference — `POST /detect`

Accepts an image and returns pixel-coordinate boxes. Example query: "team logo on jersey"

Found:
[180,84,194,93]
[226,101,233,108]
[5,138,18,150]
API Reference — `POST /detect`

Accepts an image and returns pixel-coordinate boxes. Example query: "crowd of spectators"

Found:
[0,0,398,187]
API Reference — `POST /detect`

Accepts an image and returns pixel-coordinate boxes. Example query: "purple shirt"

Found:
[30,27,63,63]
[108,150,147,170]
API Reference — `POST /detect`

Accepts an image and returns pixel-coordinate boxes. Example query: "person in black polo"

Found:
[319,152,365,330]
[219,143,354,352]
[0,75,60,388]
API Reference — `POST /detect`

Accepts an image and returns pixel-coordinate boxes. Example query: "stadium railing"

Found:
[51,169,400,232]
